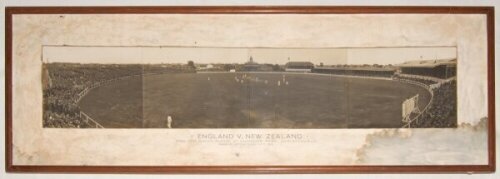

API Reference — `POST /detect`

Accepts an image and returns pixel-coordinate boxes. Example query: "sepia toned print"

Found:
[6,7,493,170]
[42,46,457,129]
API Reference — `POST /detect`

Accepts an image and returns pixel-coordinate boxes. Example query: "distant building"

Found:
[258,64,274,71]
[242,56,260,71]
[285,61,314,72]
[241,56,274,72]
[197,64,215,70]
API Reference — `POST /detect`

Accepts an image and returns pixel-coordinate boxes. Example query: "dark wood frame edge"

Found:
[4,6,496,174]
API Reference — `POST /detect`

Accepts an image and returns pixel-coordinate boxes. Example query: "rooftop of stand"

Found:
[396,58,457,68]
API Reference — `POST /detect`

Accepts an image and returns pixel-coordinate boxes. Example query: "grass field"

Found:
[78,72,431,128]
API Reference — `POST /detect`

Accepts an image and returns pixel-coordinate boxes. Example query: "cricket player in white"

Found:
[167,115,172,128]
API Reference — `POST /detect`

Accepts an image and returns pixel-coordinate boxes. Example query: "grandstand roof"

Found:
[314,66,396,71]
[397,58,457,68]
[285,61,314,67]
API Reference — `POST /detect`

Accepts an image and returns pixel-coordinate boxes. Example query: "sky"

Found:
[43,46,456,65]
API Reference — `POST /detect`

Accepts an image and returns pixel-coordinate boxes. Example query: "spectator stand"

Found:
[44,63,195,128]
[395,58,457,128]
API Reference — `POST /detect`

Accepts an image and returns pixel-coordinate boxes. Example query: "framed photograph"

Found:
[5,6,495,173]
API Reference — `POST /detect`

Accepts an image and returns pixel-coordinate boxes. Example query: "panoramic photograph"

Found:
[42,46,457,129]
[8,7,494,171]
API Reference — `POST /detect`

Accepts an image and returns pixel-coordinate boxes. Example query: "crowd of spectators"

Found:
[393,75,438,86]
[43,63,194,128]
[309,64,457,128]
[407,80,457,128]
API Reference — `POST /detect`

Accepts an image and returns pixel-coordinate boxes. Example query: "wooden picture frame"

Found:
[5,6,495,173]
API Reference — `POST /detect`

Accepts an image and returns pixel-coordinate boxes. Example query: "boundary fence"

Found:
[73,74,147,128]
[397,75,457,128]
[79,111,104,128]
[72,70,453,129]
[397,78,434,128]
[74,72,180,128]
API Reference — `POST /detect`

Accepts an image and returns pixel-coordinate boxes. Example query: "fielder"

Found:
[167,115,173,128]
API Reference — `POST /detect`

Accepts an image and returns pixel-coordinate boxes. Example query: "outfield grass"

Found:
[78,73,431,128]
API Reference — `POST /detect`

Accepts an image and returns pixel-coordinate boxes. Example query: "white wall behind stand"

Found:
[1,0,499,179]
